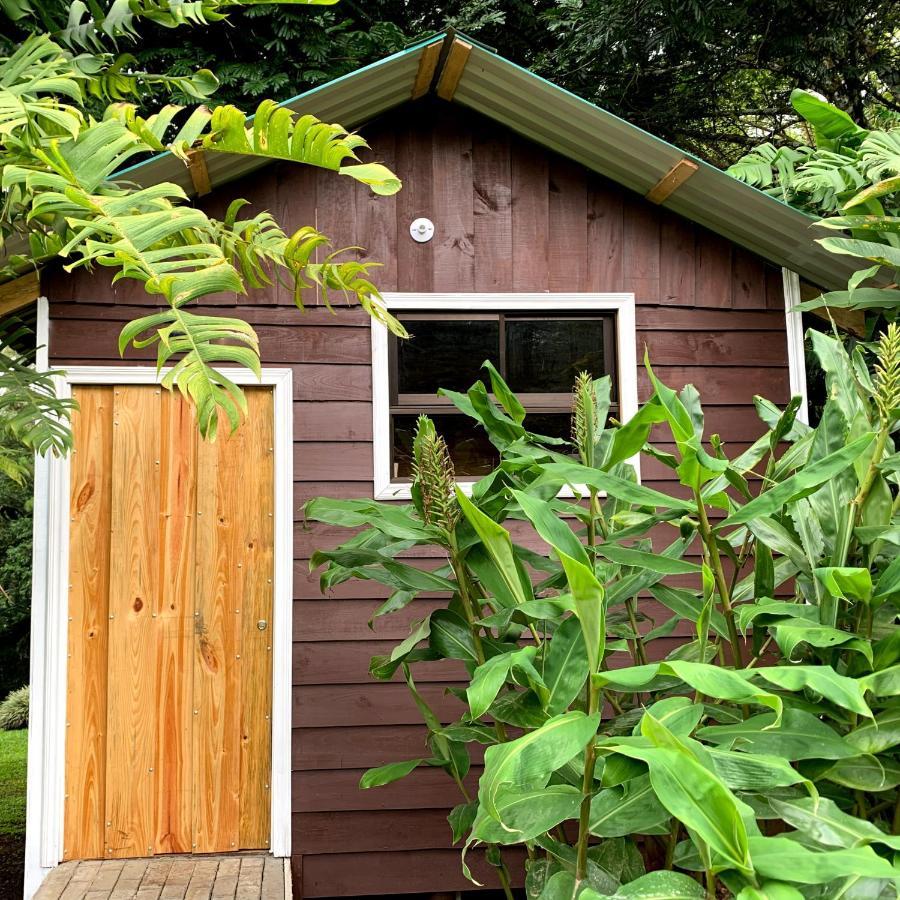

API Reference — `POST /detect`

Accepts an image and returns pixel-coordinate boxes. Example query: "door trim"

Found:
[25,364,293,897]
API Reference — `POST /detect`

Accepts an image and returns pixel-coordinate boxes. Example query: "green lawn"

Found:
[0,729,26,838]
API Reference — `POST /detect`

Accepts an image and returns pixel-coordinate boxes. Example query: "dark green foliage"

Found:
[540,0,899,166]
[133,0,900,166]
[0,472,30,700]
[6,0,895,167]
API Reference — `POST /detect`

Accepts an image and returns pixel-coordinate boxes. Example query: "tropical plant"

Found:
[307,338,900,899]
[0,0,405,441]
[0,318,73,476]
[729,90,900,325]
[0,685,28,730]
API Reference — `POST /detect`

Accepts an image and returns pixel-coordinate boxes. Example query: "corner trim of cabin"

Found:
[24,364,294,899]
[23,296,61,900]
[371,293,639,501]
[781,268,809,425]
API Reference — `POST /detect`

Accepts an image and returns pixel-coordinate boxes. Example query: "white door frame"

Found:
[24,359,294,898]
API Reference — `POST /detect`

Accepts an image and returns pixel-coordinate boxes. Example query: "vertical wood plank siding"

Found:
[45,100,791,896]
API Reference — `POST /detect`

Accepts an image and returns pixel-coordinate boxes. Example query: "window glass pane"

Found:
[392,413,498,478]
[397,319,499,395]
[524,412,573,444]
[505,318,608,392]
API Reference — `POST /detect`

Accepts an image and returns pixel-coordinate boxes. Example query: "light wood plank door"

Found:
[63,385,274,861]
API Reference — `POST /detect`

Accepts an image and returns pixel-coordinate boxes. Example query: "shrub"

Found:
[0,686,28,731]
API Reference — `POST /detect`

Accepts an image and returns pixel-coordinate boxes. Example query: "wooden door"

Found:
[63,385,274,861]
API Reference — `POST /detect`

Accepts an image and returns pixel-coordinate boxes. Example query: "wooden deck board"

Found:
[159,859,195,900]
[36,855,280,900]
[234,859,263,900]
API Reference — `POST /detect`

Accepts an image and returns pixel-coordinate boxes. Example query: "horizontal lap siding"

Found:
[46,99,791,897]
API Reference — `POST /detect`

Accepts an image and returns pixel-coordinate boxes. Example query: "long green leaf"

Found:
[543,616,590,715]
[512,489,590,567]
[596,544,700,574]
[748,835,900,885]
[455,487,533,606]
[697,709,857,761]
[749,666,872,718]
[589,774,669,838]
[611,712,752,874]
[770,796,900,851]
[360,758,426,788]
[478,711,600,821]
[558,552,606,674]
[723,433,875,527]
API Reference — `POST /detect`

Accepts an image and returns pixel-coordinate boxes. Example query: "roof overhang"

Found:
[26,31,858,291]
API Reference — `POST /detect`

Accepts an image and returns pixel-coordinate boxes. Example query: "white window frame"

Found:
[781,268,809,424]
[372,293,639,501]
[25,354,294,899]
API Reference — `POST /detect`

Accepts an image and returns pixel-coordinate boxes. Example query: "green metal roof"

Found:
[125,30,850,289]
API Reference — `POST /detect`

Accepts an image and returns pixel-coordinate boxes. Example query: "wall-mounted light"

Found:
[409,218,435,243]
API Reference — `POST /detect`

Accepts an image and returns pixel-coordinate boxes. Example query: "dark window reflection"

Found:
[397,319,499,395]
[524,412,572,442]
[390,312,616,480]
[392,413,499,478]
[506,318,606,392]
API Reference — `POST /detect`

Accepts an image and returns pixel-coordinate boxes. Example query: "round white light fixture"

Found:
[410,217,435,243]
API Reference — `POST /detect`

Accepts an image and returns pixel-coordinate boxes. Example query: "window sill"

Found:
[373,480,598,502]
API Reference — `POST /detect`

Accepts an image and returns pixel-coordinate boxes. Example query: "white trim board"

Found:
[371,293,639,500]
[25,365,293,899]
[782,269,809,425]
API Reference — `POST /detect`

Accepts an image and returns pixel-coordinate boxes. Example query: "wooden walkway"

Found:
[33,854,288,900]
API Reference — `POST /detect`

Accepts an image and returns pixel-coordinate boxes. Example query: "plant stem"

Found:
[625,596,649,665]
[746,636,773,669]
[892,792,900,835]
[694,488,744,667]
[494,858,515,900]
[587,488,598,548]
[450,770,472,803]
[575,679,601,885]
[835,427,890,570]
[449,535,488,666]
[855,790,869,820]
[825,425,890,628]
[447,535,515,900]
[664,819,680,869]
[705,868,717,900]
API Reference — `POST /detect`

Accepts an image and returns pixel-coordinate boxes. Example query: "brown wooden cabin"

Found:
[21,30,859,900]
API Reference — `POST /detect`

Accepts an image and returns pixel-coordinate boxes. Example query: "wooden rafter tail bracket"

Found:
[645,158,699,204]
[186,149,212,197]
[411,40,443,100]
[0,270,40,318]
[435,38,473,102]
[799,280,867,337]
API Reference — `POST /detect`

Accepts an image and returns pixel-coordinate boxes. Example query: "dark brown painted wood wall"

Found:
[44,99,790,898]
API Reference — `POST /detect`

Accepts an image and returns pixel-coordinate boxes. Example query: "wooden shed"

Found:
[23,30,858,900]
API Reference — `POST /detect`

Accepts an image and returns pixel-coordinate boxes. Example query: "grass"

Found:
[0,729,26,838]
[0,729,27,899]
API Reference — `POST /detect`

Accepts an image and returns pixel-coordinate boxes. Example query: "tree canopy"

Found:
[7,0,896,167]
